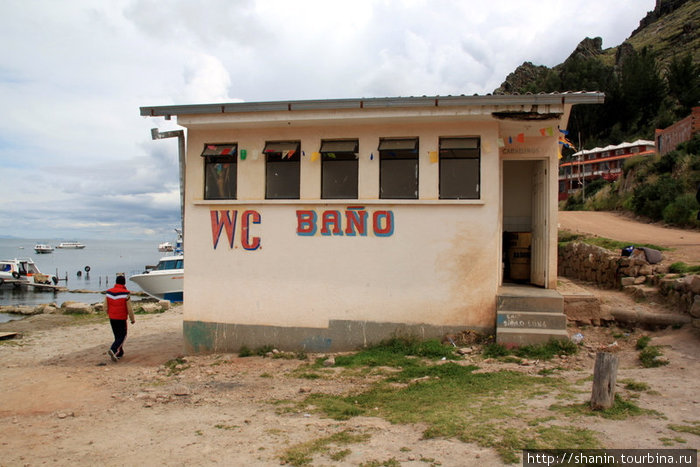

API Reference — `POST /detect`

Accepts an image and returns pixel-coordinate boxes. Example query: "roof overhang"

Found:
[140,93,604,129]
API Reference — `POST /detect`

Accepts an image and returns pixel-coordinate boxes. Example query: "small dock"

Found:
[0,279,67,291]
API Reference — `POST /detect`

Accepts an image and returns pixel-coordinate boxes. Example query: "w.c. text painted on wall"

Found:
[210,209,261,250]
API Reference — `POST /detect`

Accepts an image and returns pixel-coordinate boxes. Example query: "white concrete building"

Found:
[141,93,604,352]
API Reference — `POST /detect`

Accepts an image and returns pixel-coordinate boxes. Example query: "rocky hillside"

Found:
[496,0,698,95]
[494,0,700,94]
[492,0,699,152]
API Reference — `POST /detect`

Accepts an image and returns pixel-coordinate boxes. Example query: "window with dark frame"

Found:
[379,138,419,199]
[439,137,480,199]
[265,140,301,199]
[202,143,237,200]
[321,139,359,199]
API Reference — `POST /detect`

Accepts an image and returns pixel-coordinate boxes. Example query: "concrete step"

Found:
[496,328,569,346]
[496,292,564,313]
[496,310,567,330]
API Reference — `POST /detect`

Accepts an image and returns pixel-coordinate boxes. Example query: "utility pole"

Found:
[151,128,186,248]
[579,132,585,200]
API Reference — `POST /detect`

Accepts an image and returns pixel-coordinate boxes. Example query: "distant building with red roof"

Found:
[558,140,655,201]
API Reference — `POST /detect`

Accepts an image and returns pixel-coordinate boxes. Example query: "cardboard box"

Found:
[505,232,531,249]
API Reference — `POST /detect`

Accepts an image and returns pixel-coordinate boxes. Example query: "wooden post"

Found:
[591,352,619,410]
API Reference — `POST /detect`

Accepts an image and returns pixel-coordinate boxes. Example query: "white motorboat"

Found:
[56,241,86,249]
[34,244,54,254]
[0,258,58,286]
[158,241,174,252]
[129,254,183,302]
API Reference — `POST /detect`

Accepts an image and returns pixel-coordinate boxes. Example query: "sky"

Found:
[0,0,656,240]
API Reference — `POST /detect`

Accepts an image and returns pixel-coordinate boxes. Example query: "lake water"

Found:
[0,238,174,315]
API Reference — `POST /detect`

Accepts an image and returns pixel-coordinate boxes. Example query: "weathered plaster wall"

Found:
[178,116,562,351]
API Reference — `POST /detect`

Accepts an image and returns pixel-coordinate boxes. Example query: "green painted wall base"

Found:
[183,319,494,353]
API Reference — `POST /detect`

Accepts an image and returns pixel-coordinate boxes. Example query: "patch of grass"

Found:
[527,416,556,426]
[482,343,510,358]
[303,361,589,463]
[255,344,276,356]
[668,421,700,437]
[133,306,165,315]
[558,230,668,252]
[620,379,650,392]
[669,262,700,274]
[550,394,659,420]
[334,336,455,368]
[360,459,401,467]
[279,429,370,466]
[635,336,651,350]
[483,339,578,361]
[163,357,189,376]
[584,236,668,252]
[659,436,687,446]
[330,449,351,461]
[296,372,322,380]
[558,231,584,244]
[238,345,253,357]
[214,424,238,430]
[639,345,669,368]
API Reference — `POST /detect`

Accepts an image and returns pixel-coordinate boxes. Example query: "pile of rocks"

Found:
[0,299,171,317]
[653,275,700,325]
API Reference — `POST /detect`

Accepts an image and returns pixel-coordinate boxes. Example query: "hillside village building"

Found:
[141,92,603,353]
[655,106,700,157]
[558,140,655,200]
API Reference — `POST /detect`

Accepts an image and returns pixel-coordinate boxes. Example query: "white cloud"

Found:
[0,0,657,238]
[181,54,235,104]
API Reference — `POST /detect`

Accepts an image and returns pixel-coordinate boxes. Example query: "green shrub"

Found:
[662,193,699,226]
[482,343,510,358]
[483,339,577,361]
[639,346,669,368]
[669,262,700,274]
[635,336,651,350]
[631,174,684,220]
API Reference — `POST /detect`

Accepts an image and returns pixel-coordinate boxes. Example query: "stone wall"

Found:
[558,241,700,328]
[557,241,665,289]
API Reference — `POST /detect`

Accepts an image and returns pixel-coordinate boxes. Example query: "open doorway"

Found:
[502,160,548,287]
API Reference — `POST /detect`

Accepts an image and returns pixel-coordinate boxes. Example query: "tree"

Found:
[618,47,666,135]
[666,53,700,117]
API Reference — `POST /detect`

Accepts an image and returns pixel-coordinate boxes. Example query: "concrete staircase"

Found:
[496,285,569,346]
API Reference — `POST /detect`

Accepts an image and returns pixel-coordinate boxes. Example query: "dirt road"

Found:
[558,211,700,265]
[1,298,699,466]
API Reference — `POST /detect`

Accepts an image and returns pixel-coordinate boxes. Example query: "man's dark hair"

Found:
[116,275,126,285]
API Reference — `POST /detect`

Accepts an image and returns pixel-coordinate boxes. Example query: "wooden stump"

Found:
[590,352,619,410]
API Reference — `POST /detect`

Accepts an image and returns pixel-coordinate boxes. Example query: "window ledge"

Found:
[193,198,485,206]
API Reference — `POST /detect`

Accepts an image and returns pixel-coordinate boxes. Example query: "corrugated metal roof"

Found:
[572,139,654,157]
[140,92,604,118]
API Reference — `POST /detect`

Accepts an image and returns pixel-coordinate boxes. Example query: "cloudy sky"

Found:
[0,0,655,240]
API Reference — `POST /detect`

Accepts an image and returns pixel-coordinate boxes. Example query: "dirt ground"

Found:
[0,212,698,466]
[558,211,700,265]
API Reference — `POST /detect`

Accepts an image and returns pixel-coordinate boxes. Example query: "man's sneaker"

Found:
[107,349,118,362]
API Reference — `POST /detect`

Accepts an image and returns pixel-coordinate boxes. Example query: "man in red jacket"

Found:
[104,275,135,362]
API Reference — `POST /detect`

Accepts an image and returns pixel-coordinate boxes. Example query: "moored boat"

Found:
[158,241,174,252]
[56,241,86,249]
[0,258,58,286]
[129,254,183,302]
[34,244,54,254]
